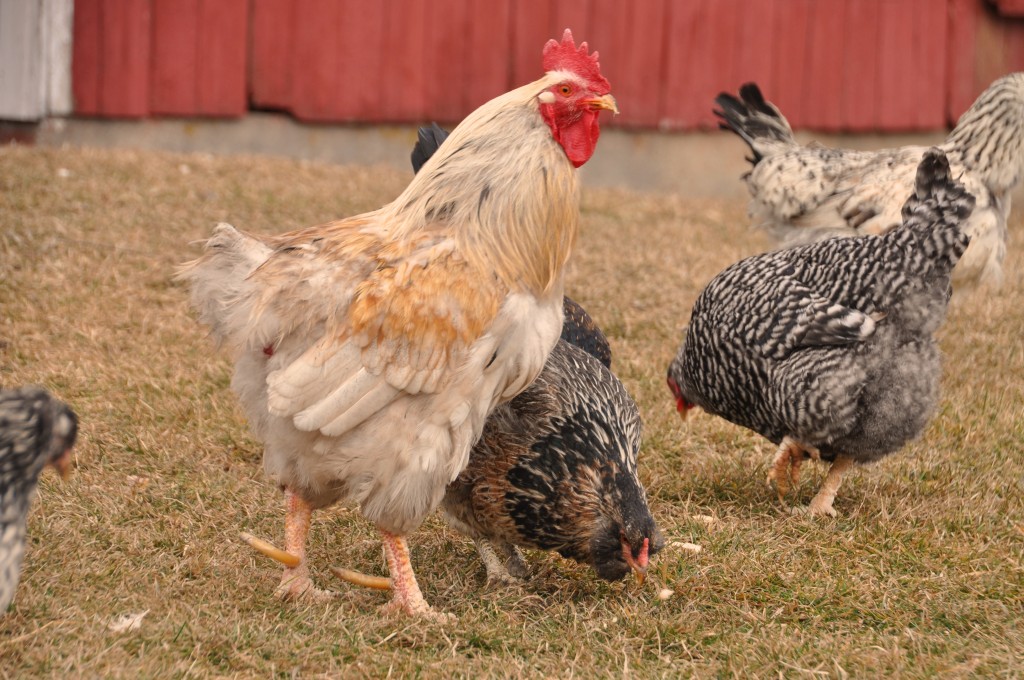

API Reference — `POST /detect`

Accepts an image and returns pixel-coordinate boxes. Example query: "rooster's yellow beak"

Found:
[586,94,619,115]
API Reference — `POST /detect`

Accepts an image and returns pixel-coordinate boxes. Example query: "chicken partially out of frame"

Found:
[181,29,617,619]
[1,386,77,614]
[715,74,1024,291]
[668,149,974,517]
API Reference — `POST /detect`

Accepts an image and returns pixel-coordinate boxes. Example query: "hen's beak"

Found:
[586,94,619,115]
[622,536,651,585]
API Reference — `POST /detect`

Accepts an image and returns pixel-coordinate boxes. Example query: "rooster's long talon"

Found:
[330,566,392,590]
[240,532,302,568]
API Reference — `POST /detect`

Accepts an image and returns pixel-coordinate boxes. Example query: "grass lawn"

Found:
[1,145,1021,678]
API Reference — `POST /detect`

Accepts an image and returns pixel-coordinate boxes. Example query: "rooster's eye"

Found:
[559,84,572,96]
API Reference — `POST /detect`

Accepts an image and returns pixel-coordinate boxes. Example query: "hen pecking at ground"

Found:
[667,149,974,516]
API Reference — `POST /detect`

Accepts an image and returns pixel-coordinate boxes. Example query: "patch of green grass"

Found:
[1,145,1021,677]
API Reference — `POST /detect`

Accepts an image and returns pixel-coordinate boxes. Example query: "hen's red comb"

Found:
[542,29,610,93]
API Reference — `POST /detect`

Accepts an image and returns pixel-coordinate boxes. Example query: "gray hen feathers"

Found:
[668,149,974,515]
[715,74,1024,290]
[1,386,77,613]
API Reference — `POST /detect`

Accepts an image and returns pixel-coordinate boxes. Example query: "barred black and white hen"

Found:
[414,122,658,584]
[667,149,974,516]
[1,386,77,613]
[444,338,662,585]
[715,74,1023,290]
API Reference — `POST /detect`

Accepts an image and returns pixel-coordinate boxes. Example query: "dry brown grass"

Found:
[1,145,1022,678]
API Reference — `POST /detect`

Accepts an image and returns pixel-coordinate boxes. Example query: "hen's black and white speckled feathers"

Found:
[669,149,974,465]
[444,339,661,582]
[715,74,1022,289]
[1,386,77,613]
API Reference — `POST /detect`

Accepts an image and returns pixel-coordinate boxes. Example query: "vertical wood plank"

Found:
[803,0,845,130]
[420,0,469,122]
[911,0,948,129]
[97,0,151,117]
[290,0,342,120]
[871,0,946,131]
[510,0,553,87]
[250,0,294,110]
[663,0,740,129]
[734,0,778,99]
[42,0,75,115]
[195,0,247,116]
[840,0,880,131]
[150,0,199,115]
[769,0,812,129]
[71,0,102,115]
[875,0,916,130]
[334,0,386,120]
[947,0,979,123]
[588,0,665,128]
[378,0,428,121]
[463,0,513,113]
[0,0,44,120]
[550,0,591,41]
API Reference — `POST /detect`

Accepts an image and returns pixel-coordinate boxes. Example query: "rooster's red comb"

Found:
[542,29,610,93]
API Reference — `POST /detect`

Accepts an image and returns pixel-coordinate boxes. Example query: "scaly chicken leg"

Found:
[767,437,817,502]
[379,531,452,621]
[805,455,854,517]
[241,488,334,602]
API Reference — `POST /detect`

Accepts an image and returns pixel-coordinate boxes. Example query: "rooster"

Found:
[714,74,1024,291]
[180,29,617,618]
[667,149,974,516]
[1,386,77,613]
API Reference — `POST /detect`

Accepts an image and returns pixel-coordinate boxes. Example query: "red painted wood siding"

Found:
[72,0,246,118]
[72,0,151,117]
[71,0,1024,131]
[949,0,1024,121]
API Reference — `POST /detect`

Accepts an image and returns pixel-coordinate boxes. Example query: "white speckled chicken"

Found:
[667,149,974,516]
[1,386,77,614]
[180,30,617,619]
[715,74,1023,290]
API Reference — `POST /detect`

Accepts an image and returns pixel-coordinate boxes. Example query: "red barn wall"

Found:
[70,0,1024,132]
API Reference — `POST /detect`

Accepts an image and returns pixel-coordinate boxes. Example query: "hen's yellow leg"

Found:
[805,455,854,517]
[767,437,799,501]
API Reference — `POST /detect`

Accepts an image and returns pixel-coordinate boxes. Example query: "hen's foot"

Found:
[797,455,854,518]
[476,540,528,587]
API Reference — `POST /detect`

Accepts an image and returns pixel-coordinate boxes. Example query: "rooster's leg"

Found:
[274,488,334,602]
[380,531,452,621]
[804,455,854,517]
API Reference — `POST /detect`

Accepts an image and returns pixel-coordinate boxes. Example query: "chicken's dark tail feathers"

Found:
[713,83,795,165]
[410,123,451,174]
[901,148,976,267]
